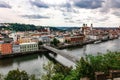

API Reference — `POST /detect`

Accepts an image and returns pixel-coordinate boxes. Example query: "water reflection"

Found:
[63,39,120,57]
[0,59,13,67]
[0,53,59,75]
[0,39,119,77]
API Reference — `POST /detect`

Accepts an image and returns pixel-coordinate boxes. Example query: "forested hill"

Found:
[2,23,61,31]
[1,23,38,31]
[0,23,63,31]
[0,23,118,31]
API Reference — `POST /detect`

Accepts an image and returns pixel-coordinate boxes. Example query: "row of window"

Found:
[21,48,38,52]
[20,44,38,48]
[21,48,38,50]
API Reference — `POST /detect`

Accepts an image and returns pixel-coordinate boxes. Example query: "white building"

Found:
[12,45,20,53]
[39,36,51,43]
[20,42,39,52]
[9,32,17,42]
[56,36,65,43]
[88,35,99,40]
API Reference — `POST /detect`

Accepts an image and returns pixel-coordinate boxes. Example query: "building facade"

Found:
[12,45,20,53]
[20,42,39,52]
[65,36,85,44]
[1,43,12,55]
[39,36,51,43]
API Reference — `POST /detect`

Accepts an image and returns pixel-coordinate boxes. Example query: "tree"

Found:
[41,61,55,80]
[0,73,4,80]
[41,61,72,80]
[87,51,120,74]
[54,63,72,76]
[52,73,64,80]
[5,69,29,80]
[38,41,43,49]
[75,57,94,80]
[50,38,60,46]
[42,52,120,80]
[29,74,37,80]
[65,39,70,43]
[38,41,43,45]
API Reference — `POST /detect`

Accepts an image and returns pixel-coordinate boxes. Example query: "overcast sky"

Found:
[0,0,120,27]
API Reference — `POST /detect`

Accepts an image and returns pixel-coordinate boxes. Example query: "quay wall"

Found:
[0,37,119,59]
[0,49,49,59]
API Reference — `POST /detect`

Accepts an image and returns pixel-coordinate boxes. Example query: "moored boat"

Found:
[94,40,101,44]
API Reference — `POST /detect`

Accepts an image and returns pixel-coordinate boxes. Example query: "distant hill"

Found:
[0,23,118,31]
[54,27,80,31]
[0,23,38,31]
[9,23,37,31]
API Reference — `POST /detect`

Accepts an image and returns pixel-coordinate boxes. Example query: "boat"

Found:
[94,40,101,44]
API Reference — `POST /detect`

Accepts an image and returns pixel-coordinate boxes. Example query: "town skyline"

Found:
[0,0,120,27]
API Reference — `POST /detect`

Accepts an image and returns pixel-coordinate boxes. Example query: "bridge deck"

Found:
[43,45,80,63]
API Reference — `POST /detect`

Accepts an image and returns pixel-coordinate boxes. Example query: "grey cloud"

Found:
[73,9,79,13]
[76,19,81,21]
[96,16,109,22]
[63,13,67,16]
[64,17,72,21]
[69,20,75,23]
[76,19,83,23]
[61,2,72,12]
[61,2,71,8]
[57,2,73,13]
[65,20,75,23]
[100,0,120,13]
[113,11,120,18]
[22,14,50,19]
[30,0,49,8]
[110,0,120,8]
[0,1,11,8]
[74,0,104,9]
[100,0,120,17]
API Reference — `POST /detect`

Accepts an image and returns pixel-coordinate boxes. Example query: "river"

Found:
[0,39,120,78]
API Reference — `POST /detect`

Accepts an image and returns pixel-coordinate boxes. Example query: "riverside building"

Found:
[20,42,39,52]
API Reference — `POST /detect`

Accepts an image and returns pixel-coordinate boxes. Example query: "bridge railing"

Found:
[43,45,80,63]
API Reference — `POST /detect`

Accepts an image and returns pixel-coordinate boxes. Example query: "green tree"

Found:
[52,73,64,80]
[41,61,55,80]
[29,74,37,80]
[50,38,60,46]
[42,52,120,80]
[38,41,43,49]
[87,51,120,74]
[64,70,78,80]
[74,57,94,80]
[41,61,72,80]
[38,41,43,45]
[5,69,29,80]
[65,39,70,43]
[0,73,4,80]
[54,63,72,76]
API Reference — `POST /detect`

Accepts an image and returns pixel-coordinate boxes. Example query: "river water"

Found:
[0,39,120,78]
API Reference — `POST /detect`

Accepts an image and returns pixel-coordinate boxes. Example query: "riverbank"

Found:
[0,37,119,59]
[0,38,120,79]
[0,49,49,59]
[58,37,119,49]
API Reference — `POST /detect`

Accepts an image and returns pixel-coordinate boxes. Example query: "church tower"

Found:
[90,23,93,31]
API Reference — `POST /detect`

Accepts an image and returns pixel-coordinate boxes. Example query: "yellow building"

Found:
[18,37,32,43]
